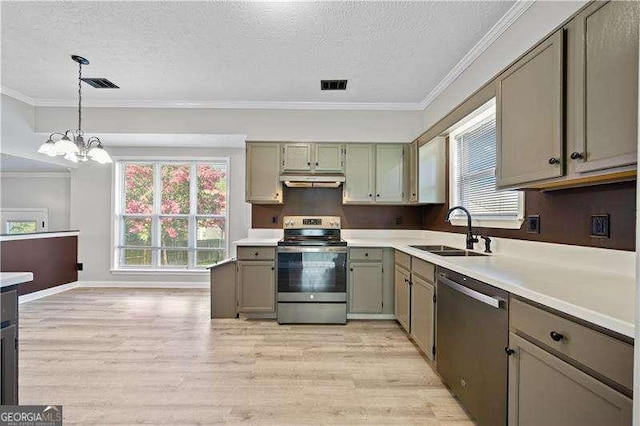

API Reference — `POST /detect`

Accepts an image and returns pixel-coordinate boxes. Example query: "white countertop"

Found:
[234,235,636,338]
[0,272,33,289]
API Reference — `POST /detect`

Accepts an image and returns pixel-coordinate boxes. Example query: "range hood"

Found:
[280,174,345,188]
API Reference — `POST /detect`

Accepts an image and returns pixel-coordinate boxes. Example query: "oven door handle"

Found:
[438,275,505,309]
[277,246,347,253]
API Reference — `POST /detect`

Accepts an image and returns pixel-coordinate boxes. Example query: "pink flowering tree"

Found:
[123,163,227,266]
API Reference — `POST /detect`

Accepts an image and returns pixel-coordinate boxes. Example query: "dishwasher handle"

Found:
[438,275,506,309]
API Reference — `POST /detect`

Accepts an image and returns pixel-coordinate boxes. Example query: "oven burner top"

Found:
[277,238,347,247]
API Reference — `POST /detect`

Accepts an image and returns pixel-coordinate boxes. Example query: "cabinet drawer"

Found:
[1,290,17,324]
[237,246,276,260]
[411,258,434,283]
[350,248,383,261]
[510,298,633,391]
[394,250,411,270]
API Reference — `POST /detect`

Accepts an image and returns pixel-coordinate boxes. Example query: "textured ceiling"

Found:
[1,1,515,105]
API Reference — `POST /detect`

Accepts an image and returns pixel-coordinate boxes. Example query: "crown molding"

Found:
[0,172,71,178]
[1,86,35,105]
[2,1,534,112]
[419,0,536,109]
[30,98,425,111]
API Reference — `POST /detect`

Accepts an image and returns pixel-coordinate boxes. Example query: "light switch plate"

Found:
[590,214,610,238]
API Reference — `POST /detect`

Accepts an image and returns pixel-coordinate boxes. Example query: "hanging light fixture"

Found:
[37,55,114,164]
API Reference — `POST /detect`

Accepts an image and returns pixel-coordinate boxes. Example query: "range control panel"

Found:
[283,216,341,229]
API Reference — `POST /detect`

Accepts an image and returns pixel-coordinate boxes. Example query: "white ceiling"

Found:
[1,1,517,108]
[0,153,71,173]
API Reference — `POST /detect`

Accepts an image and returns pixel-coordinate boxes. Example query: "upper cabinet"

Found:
[343,144,375,203]
[570,1,638,174]
[408,141,419,203]
[343,144,406,204]
[418,137,446,204]
[246,143,282,204]
[496,30,565,189]
[375,145,405,203]
[314,144,344,172]
[496,1,638,190]
[282,143,344,173]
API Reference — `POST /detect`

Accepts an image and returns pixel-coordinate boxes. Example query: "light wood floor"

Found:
[19,288,472,425]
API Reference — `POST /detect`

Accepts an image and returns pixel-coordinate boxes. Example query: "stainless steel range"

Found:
[277,216,347,324]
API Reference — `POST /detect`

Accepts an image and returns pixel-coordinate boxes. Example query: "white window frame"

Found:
[111,156,230,273]
[448,99,524,230]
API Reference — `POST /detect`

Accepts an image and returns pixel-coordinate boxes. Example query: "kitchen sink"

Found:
[410,245,460,251]
[431,250,487,257]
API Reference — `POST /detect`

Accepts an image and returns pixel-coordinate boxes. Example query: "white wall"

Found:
[422,1,588,132]
[70,146,247,284]
[35,106,425,143]
[0,174,71,231]
[1,95,75,168]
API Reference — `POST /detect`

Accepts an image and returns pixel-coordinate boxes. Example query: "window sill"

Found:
[449,218,524,230]
[110,269,209,275]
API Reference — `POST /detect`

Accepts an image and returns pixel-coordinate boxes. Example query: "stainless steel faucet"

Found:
[445,206,478,250]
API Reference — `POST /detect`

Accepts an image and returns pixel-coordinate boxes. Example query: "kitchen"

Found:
[0,1,638,425]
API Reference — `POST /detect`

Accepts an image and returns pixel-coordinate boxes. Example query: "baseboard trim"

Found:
[347,313,396,320]
[19,281,80,303]
[80,280,209,289]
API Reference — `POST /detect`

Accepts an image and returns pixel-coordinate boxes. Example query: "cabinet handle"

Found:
[271,266,275,271]
[404,278,408,283]
[548,157,560,165]
[365,253,369,257]
[369,194,373,197]
[505,347,515,356]
[550,331,564,342]
[254,252,259,256]
[350,267,354,272]
[315,162,319,166]
[570,152,584,160]
[376,194,380,197]
[307,162,311,166]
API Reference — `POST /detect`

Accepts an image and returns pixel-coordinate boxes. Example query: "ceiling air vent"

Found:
[81,78,120,89]
[321,80,347,91]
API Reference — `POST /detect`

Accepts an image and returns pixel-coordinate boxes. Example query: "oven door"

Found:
[277,246,347,301]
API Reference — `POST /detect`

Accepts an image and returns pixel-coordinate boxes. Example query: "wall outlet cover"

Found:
[591,214,610,238]
[395,216,403,226]
[527,215,540,234]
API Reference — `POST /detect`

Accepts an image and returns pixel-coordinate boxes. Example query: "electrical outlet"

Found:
[272,216,277,224]
[591,214,610,238]
[76,262,83,271]
[527,215,540,234]
[395,216,403,226]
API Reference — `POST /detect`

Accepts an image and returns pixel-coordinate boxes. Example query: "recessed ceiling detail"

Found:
[1,1,526,109]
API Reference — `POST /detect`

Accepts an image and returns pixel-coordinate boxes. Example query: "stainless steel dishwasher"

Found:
[436,267,509,426]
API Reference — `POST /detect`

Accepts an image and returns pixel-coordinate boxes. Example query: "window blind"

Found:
[453,118,520,219]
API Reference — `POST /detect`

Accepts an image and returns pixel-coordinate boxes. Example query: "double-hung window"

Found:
[115,160,228,270]
[449,99,524,228]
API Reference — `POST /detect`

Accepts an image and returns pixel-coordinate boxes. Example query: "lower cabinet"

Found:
[394,264,411,332]
[508,333,632,426]
[1,288,18,405]
[349,263,383,313]
[410,274,435,360]
[237,260,276,313]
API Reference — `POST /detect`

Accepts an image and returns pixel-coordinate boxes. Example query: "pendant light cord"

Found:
[77,61,83,136]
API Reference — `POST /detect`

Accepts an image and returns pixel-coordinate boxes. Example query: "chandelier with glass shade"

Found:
[38,55,113,164]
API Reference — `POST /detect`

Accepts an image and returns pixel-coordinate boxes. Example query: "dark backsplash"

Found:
[422,180,636,251]
[251,187,424,229]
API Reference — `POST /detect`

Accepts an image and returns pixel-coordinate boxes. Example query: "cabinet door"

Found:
[282,143,312,172]
[349,263,383,313]
[1,324,18,405]
[508,333,632,426]
[344,144,375,203]
[394,265,410,332]
[375,145,405,203]
[237,260,276,313]
[246,143,282,204]
[314,144,344,172]
[497,30,564,188]
[408,141,418,203]
[571,1,638,173]
[410,275,435,360]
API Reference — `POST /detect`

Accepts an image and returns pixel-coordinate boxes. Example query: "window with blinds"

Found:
[450,101,521,221]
